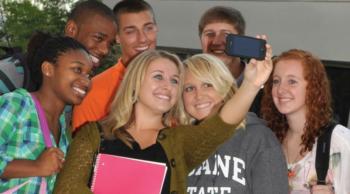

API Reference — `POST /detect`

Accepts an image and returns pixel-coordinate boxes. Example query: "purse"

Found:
[1,94,52,194]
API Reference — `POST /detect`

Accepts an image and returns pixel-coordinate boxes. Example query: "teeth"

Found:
[73,87,86,96]
[135,46,149,51]
[212,50,224,54]
[156,94,170,100]
[279,97,292,102]
[90,55,100,66]
[195,102,211,109]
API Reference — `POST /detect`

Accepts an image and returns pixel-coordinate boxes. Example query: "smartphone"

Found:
[225,34,266,60]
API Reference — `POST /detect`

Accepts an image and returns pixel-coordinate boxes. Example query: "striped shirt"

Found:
[0,88,70,194]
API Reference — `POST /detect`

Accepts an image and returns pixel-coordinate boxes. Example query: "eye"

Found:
[170,78,179,85]
[203,83,213,88]
[93,35,103,42]
[223,32,230,38]
[73,67,82,74]
[184,85,195,93]
[144,24,157,33]
[153,74,163,80]
[288,79,297,85]
[124,28,137,35]
[203,31,215,38]
[272,78,280,85]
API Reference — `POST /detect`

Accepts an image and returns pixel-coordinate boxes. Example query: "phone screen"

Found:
[225,34,266,60]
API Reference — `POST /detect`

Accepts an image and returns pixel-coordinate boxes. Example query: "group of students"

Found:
[0,0,349,194]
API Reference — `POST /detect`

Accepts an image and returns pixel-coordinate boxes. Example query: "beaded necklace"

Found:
[283,137,303,179]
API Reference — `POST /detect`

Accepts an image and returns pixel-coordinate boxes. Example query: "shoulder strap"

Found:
[315,121,337,185]
[30,93,53,148]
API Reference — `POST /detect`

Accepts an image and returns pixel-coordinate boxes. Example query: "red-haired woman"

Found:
[261,49,350,194]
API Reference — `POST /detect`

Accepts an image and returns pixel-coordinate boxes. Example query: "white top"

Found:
[347,110,350,128]
[288,124,350,194]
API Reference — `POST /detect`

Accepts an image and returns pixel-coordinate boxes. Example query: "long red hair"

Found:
[261,49,333,153]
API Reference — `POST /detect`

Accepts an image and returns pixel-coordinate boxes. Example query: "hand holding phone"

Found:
[242,34,272,89]
[225,34,266,60]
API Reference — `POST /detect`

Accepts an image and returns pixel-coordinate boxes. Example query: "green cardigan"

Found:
[53,114,238,194]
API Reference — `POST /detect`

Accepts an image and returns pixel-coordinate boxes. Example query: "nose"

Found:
[194,88,205,100]
[276,83,287,95]
[212,33,226,45]
[137,30,147,43]
[97,41,109,58]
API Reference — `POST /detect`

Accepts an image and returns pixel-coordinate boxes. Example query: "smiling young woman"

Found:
[0,32,93,193]
[261,49,350,194]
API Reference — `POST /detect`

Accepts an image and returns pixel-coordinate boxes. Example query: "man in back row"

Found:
[72,0,157,130]
[0,0,117,94]
[198,6,263,116]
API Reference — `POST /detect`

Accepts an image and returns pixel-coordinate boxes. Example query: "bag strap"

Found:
[315,121,337,185]
[1,177,47,194]
[30,93,52,148]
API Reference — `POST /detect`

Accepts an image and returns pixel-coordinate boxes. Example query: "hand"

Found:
[310,181,335,194]
[35,147,65,177]
[243,35,273,89]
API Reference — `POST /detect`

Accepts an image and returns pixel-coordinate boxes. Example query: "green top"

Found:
[0,89,70,194]
[53,114,238,194]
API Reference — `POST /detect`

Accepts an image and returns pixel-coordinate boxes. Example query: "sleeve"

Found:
[72,64,124,131]
[331,125,350,194]
[0,94,21,176]
[251,145,289,193]
[175,114,239,171]
[53,123,100,194]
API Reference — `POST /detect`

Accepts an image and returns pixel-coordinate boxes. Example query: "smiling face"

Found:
[201,22,239,67]
[272,59,307,117]
[183,71,223,120]
[68,14,117,68]
[135,58,179,116]
[49,49,93,105]
[116,10,157,65]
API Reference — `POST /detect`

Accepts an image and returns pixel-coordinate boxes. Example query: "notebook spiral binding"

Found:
[90,153,101,192]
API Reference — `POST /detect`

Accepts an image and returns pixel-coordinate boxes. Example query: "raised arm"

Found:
[220,35,272,124]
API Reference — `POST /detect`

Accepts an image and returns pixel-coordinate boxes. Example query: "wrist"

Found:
[33,160,45,176]
[240,79,262,94]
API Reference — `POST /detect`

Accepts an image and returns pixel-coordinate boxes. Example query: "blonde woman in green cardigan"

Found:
[54,42,272,194]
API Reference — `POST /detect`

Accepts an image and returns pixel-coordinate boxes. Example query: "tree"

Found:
[0,0,74,52]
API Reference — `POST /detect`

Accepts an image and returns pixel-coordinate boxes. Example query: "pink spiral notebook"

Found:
[91,153,167,194]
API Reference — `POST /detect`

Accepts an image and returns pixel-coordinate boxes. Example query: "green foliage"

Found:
[0,0,74,52]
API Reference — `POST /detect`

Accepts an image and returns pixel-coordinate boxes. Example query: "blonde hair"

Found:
[100,50,185,146]
[180,53,245,128]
